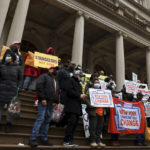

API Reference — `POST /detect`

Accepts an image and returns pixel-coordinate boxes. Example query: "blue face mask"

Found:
[94,83,100,89]
[78,77,82,81]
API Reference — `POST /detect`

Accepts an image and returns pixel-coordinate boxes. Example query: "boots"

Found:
[5,123,12,133]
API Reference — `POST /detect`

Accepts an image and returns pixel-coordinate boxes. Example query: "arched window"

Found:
[20,40,37,52]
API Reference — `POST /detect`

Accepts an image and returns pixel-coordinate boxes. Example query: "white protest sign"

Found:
[125,80,137,95]
[82,104,90,138]
[132,72,137,83]
[100,81,107,90]
[137,83,148,90]
[89,88,114,107]
[145,102,150,118]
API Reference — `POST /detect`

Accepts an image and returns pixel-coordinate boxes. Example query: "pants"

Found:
[111,133,119,141]
[64,112,79,142]
[89,114,104,143]
[0,103,12,123]
[136,133,145,144]
[23,76,35,90]
[30,102,54,141]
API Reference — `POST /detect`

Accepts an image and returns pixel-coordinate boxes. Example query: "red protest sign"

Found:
[108,97,145,134]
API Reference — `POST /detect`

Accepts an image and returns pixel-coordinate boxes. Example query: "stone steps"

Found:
[1,145,150,150]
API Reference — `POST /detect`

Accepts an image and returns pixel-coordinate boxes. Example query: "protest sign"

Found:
[125,80,137,95]
[132,72,137,83]
[137,83,148,90]
[145,102,150,118]
[34,52,58,69]
[100,81,107,90]
[99,75,107,81]
[115,92,123,100]
[82,104,90,138]
[108,97,145,134]
[25,51,35,67]
[89,88,114,107]
[137,89,150,96]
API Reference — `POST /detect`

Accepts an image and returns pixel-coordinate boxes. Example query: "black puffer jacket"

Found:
[64,76,82,115]
[0,64,22,104]
[36,72,59,104]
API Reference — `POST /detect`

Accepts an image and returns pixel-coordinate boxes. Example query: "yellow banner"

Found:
[34,52,58,69]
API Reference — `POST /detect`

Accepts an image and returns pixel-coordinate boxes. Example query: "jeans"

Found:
[89,114,104,143]
[64,113,79,142]
[30,102,54,141]
[0,103,12,123]
[23,76,35,90]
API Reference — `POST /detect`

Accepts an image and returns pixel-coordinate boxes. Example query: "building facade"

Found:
[0,0,150,90]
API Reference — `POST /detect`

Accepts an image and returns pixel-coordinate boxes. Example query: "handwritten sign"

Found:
[89,88,114,107]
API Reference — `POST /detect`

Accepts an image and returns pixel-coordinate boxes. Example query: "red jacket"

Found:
[24,55,38,77]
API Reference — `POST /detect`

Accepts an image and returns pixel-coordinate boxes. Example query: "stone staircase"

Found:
[0,91,150,149]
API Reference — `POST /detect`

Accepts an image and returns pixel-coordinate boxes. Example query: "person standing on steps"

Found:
[0,51,22,133]
[63,67,86,147]
[29,66,59,147]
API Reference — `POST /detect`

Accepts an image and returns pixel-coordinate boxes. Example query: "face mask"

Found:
[5,56,12,63]
[94,83,100,89]
[78,77,82,81]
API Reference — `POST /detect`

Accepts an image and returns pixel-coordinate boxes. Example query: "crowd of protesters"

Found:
[0,41,150,148]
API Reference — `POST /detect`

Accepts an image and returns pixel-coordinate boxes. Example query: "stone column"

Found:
[0,0,10,38]
[6,0,30,46]
[116,32,125,91]
[146,47,150,89]
[71,11,85,66]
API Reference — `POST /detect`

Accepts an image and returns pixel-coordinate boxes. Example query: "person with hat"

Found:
[63,67,86,147]
[2,41,22,65]
[0,51,22,132]
[29,66,59,147]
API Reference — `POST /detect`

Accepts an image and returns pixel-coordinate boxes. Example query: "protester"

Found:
[84,79,106,148]
[85,73,99,94]
[0,51,22,132]
[135,92,147,146]
[2,41,22,65]
[63,67,86,147]
[22,53,38,91]
[29,66,59,147]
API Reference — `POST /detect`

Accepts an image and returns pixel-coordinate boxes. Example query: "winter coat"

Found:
[36,72,59,104]
[85,90,97,117]
[24,66,38,77]
[57,67,70,104]
[0,64,22,104]
[64,76,82,115]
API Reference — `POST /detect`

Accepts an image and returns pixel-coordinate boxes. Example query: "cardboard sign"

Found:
[108,97,145,134]
[34,52,58,69]
[89,88,114,107]
[125,80,137,95]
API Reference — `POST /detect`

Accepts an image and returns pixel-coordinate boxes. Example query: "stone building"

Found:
[0,0,150,90]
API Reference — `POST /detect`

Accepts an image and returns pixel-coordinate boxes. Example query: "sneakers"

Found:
[97,142,106,147]
[5,123,12,133]
[90,142,98,148]
[29,140,38,147]
[63,141,79,147]
[40,140,53,146]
